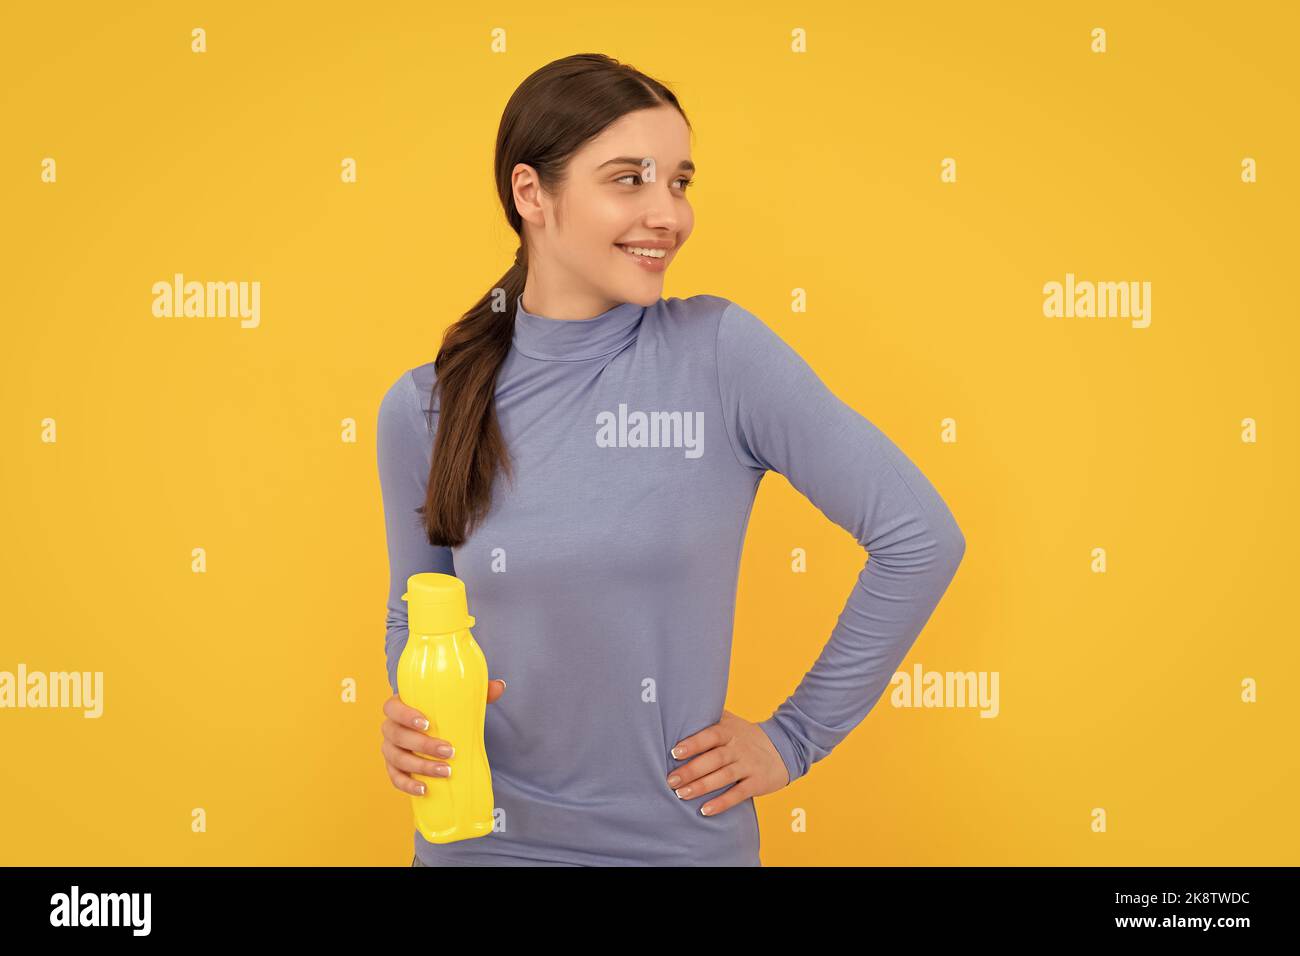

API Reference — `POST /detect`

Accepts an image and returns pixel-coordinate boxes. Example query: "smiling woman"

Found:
[380,53,966,868]
[527,108,696,289]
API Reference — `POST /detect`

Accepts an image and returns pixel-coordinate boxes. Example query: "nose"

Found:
[640,182,681,232]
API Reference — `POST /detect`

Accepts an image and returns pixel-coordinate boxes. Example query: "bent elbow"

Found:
[943,522,967,573]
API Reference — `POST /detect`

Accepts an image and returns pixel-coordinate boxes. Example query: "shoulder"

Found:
[653,294,729,336]
[379,361,439,437]
[648,295,788,372]
[651,293,762,350]
[688,296,788,363]
[656,293,773,336]
[409,361,439,416]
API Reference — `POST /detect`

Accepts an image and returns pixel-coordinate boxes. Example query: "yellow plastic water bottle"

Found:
[397,572,494,844]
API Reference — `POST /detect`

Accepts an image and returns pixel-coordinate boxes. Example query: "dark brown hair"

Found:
[419,53,691,547]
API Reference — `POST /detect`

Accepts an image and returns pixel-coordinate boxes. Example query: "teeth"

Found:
[619,245,667,259]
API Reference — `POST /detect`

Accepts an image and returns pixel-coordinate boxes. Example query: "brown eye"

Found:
[615,172,694,190]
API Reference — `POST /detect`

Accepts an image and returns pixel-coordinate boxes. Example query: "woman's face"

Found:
[513,105,695,315]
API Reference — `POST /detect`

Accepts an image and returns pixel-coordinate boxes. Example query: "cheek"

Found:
[594,202,633,240]
[677,205,695,238]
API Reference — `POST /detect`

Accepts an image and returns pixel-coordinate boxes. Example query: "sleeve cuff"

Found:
[757,715,806,785]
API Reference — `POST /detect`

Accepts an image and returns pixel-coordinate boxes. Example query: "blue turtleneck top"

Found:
[378,293,965,866]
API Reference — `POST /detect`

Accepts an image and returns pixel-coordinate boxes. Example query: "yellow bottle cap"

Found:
[402,572,476,635]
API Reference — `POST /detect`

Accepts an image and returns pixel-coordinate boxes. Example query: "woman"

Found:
[378,53,965,867]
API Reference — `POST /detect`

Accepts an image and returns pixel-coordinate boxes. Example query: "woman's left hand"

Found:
[665,708,791,816]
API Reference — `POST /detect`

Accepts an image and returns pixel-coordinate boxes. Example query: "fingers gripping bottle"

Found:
[397,572,494,843]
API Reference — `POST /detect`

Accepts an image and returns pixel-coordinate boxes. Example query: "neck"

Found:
[511,293,648,362]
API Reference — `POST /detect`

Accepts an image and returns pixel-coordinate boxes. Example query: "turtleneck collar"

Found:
[511,293,647,362]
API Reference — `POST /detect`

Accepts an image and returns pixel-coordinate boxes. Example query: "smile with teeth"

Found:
[616,244,668,259]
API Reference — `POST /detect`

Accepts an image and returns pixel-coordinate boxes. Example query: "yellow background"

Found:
[2,0,1296,865]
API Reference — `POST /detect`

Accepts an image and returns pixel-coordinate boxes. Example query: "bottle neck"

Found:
[408,608,475,637]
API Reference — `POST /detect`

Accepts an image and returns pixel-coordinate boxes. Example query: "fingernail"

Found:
[417,784,426,795]
[700,805,711,815]
[671,746,685,758]
[667,775,681,787]
[414,717,429,731]
[499,679,507,689]
[675,787,691,799]
[436,745,454,758]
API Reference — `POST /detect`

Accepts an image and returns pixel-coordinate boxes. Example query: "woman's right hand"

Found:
[381,680,507,796]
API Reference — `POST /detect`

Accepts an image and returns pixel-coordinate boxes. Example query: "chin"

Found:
[621,284,664,306]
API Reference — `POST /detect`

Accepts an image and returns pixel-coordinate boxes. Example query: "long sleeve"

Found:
[376,368,455,697]
[715,301,966,785]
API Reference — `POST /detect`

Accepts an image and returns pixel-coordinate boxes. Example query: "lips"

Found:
[614,243,670,272]
[615,240,675,250]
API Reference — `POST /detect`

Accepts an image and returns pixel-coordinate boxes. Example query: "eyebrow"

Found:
[596,156,696,174]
